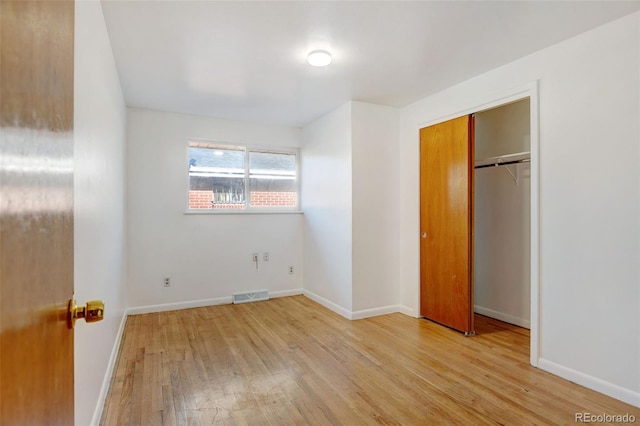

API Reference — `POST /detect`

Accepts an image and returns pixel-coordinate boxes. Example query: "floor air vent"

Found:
[232,289,269,304]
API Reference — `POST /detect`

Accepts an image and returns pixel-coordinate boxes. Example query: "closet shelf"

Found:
[474,151,530,169]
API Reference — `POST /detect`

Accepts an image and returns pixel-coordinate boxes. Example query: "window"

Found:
[187,141,299,211]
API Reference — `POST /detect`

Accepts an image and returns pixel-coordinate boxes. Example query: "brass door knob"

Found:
[68,299,104,329]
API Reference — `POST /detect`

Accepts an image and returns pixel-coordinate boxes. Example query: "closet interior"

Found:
[473,99,531,329]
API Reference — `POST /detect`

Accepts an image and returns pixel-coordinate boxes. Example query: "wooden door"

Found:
[419,115,475,334]
[1,0,75,424]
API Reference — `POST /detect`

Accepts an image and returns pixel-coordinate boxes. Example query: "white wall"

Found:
[301,101,400,317]
[74,1,128,424]
[474,100,531,328]
[399,12,640,406]
[301,103,353,313]
[127,109,303,307]
[475,99,531,160]
[351,102,400,313]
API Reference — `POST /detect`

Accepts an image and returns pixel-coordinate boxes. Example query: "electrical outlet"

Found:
[263,252,269,261]
[164,277,171,287]
[288,266,294,275]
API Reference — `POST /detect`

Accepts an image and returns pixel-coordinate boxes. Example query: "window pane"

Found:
[249,151,297,207]
[188,145,246,209]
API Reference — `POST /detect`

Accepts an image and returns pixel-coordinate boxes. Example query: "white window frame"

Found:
[185,139,301,214]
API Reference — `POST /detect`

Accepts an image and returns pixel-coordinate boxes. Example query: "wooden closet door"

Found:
[419,115,475,334]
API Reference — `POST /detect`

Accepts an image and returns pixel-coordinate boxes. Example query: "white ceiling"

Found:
[101,1,640,127]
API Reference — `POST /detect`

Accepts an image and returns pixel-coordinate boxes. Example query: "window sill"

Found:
[184,210,304,215]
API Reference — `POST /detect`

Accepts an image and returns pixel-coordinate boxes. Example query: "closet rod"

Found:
[474,158,530,169]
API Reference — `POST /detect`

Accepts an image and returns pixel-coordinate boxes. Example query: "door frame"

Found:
[416,81,540,367]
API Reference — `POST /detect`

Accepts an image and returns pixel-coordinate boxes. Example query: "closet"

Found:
[419,99,530,334]
[474,99,531,329]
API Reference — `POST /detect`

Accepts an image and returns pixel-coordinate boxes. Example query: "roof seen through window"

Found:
[189,146,295,171]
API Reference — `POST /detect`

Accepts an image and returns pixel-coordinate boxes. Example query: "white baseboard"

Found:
[90,309,128,426]
[127,296,232,315]
[127,290,403,322]
[396,305,416,317]
[301,290,408,321]
[538,358,640,408]
[352,305,403,320]
[270,288,304,298]
[127,289,305,316]
[302,289,352,319]
[474,305,530,329]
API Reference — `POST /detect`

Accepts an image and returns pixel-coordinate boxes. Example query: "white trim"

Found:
[127,296,232,315]
[538,358,640,408]
[396,305,416,318]
[185,207,303,215]
[300,292,409,321]
[528,81,541,368]
[302,289,352,319]
[416,84,536,129]
[127,289,304,315]
[474,305,530,329]
[270,288,304,298]
[90,310,128,426]
[351,305,402,320]
[184,210,303,215]
[414,81,540,367]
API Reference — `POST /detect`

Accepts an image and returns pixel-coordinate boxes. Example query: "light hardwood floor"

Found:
[101,296,639,425]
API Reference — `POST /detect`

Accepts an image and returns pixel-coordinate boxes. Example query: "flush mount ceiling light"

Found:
[307,50,332,67]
